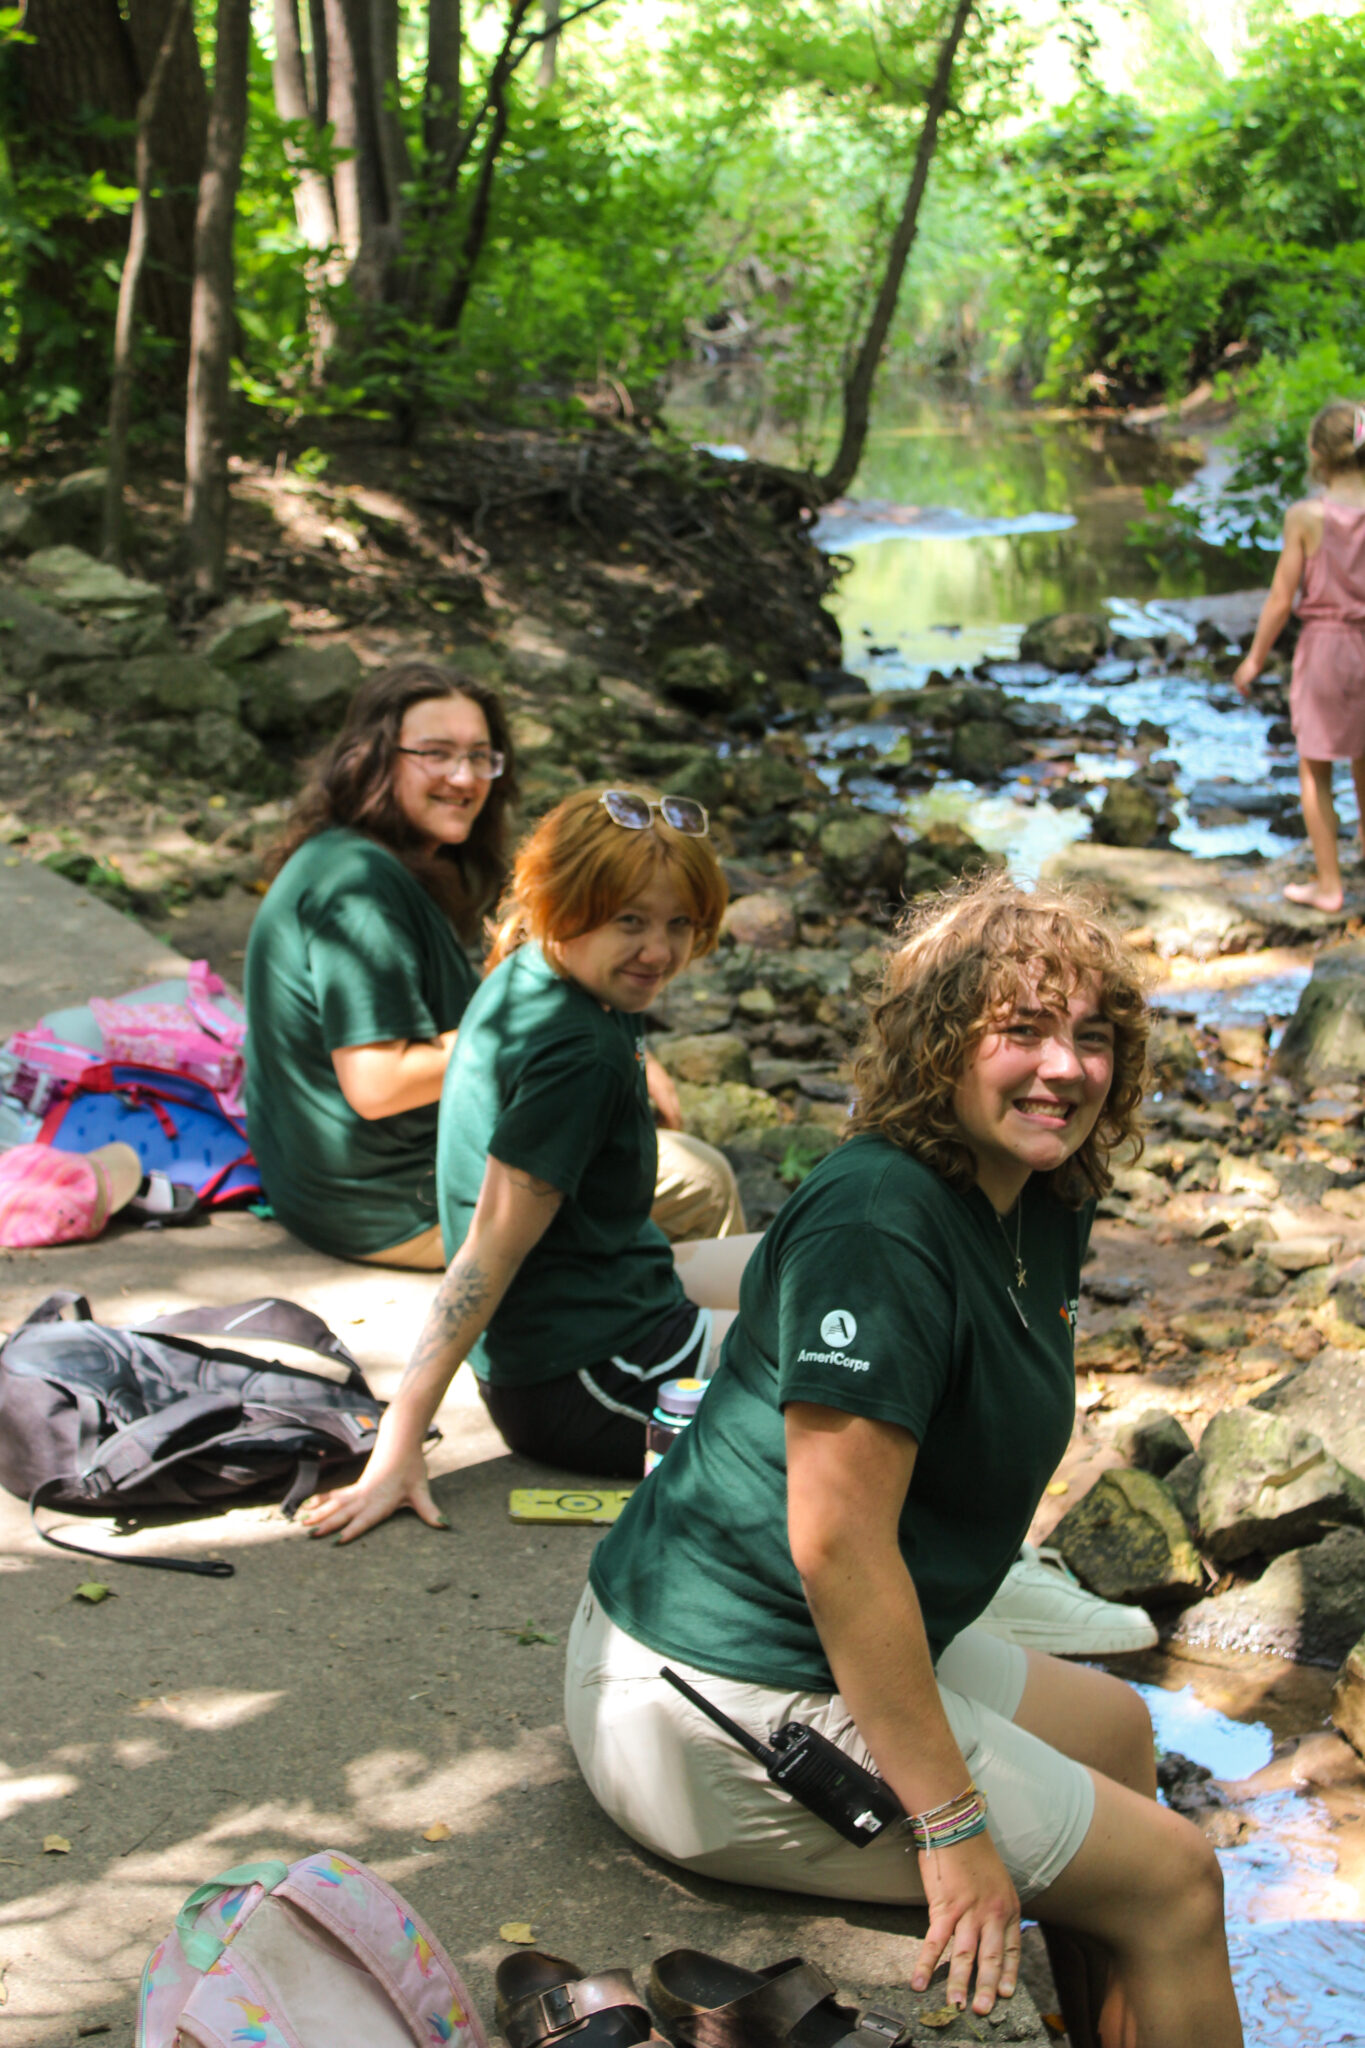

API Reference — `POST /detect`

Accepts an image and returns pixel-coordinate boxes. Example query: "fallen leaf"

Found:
[515,1621,558,1646]
[422,1822,452,1842]
[43,1834,71,1854]
[1042,2018,1067,2038]
[499,1921,536,1944]
[73,1582,113,1604]
[207,795,227,810]
[1045,1479,1069,1496]
[1187,1261,1211,1278]
[918,2008,958,2029]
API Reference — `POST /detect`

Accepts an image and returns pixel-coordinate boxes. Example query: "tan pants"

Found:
[358,1131,745,1271]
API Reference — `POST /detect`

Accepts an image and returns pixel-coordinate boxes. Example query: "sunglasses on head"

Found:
[599,788,709,836]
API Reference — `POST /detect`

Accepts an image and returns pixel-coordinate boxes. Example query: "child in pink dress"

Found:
[1235,398,1365,911]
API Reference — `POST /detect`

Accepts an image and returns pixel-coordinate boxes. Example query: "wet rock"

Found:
[21,544,165,622]
[1051,1468,1203,1604]
[722,893,798,950]
[726,753,810,812]
[877,681,999,725]
[816,809,906,899]
[1253,1349,1365,1483]
[896,852,951,899]
[1169,1527,1365,1666]
[1332,1632,1365,1756]
[0,580,114,677]
[204,599,291,666]
[655,1032,753,1087]
[131,711,279,792]
[657,642,752,712]
[1019,611,1109,670]
[1156,1751,1224,1817]
[1275,940,1365,1088]
[236,641,363,740]
[676,1079,781,1146]
[1245,1258,1289,1299]
[1092,779,1167,849]
[1116,1409,1196,1479]
[949,718,1026,780]
[1195,1406,1365,1564]
[1216,1155,1278,1199]
[909,821,999,879]
[1045,844,1271,958]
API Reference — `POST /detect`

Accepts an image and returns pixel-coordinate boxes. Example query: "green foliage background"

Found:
[1,0,1363,551]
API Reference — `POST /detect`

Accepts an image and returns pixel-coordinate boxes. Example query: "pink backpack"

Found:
[139,1852,489,2048]
[7,961,246,1116]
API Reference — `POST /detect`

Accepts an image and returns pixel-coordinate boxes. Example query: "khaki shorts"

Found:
[564,1584,1094,1906]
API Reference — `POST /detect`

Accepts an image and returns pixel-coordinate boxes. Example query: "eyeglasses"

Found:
[599,788,709,836]
[395,745,505,781]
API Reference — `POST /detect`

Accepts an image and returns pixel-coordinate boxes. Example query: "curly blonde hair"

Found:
[848,871,1151,1205]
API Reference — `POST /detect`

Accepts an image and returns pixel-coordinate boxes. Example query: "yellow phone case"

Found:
[507,1487,635,1525]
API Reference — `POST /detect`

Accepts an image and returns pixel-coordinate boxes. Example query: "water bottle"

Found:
[644,1376,708,1475]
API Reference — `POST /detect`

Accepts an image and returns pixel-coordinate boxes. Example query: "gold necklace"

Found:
[993,1203,1029,1329]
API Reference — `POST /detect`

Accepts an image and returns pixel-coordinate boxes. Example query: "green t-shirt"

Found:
[244,828,477,1259]
[436,942,685,1387]
[590,1135,1089,1689]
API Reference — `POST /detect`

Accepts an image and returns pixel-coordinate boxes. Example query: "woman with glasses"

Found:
[301,785,760,1535]
[245,661,518,1268]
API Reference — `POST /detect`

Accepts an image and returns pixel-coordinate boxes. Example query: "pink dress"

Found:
[1291,500,1365,760]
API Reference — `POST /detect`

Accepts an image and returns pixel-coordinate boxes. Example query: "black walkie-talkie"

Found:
[660,1666,905,1847]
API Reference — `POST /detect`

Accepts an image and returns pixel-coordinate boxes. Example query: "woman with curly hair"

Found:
[565,874,1242,2048]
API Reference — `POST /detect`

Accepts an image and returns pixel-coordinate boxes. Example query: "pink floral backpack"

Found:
[138,1851,489,2048]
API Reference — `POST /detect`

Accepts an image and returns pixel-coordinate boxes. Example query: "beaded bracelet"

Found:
[906,1782,989,1853]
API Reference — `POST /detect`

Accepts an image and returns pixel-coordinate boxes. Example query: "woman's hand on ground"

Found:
[912,1831,1022,2016]
[298,1449,448,1544]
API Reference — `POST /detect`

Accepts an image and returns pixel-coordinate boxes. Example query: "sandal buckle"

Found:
[539,1987,581,2036]
[857,2011,905,2047]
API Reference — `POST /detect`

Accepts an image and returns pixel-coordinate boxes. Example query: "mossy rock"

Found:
[1052,1467,1203,1604]
[656,642,753,712]
[676,1079,781,1146]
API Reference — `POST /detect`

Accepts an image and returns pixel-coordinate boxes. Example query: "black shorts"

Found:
[476,1299,711,1479]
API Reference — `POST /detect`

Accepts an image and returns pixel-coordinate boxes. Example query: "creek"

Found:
[670,371,1365,2043]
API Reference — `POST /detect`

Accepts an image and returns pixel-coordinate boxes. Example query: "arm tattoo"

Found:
[403,1253,492,1389]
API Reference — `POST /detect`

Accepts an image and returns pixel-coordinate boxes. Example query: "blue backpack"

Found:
[39,1063,260,1205]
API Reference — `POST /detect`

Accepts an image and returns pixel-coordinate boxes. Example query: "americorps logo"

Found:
[820,1309,857,1349]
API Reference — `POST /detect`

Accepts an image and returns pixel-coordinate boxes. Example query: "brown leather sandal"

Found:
[646,1951,905,2048]
[496,1950,665,2048]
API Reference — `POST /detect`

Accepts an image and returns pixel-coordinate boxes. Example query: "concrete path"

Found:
[0,869,1051,2046]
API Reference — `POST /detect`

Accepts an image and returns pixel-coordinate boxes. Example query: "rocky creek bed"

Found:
[4,439,1365,2037]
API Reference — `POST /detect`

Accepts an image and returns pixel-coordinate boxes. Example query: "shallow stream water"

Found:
[669,372,1365,2042]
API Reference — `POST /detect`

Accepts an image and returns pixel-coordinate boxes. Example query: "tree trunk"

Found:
[4,0,205,390]
[816,0,977,502]
[424,0,462,173]
[537,0,561,92]
[103,0,194,563]
[323,0,395,297]
[183,0,251,601]
[370,0,411,222]
[271,0,339,248]
[307,0,329,122]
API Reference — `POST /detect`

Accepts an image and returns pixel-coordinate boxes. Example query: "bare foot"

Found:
[1284,881,1344,912]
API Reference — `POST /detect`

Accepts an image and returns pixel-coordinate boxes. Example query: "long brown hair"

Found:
[848,871,1150,1206]
[485,786,727,971]
[264,660,518,942]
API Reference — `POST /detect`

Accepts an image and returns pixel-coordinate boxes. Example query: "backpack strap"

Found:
[17,1291,94,1328]
[175,1860,291,1971]
[277,1852,490,2048]
[28,1479,235,1577]
[135,1298,366,1384]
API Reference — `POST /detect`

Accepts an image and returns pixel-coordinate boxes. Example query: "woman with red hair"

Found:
[302,787,758,1538]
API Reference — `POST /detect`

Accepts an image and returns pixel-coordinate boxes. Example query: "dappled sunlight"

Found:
[0,1770,80,1824]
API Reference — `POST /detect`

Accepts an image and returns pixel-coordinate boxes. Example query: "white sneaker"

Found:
[974,1543,1159,1655]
